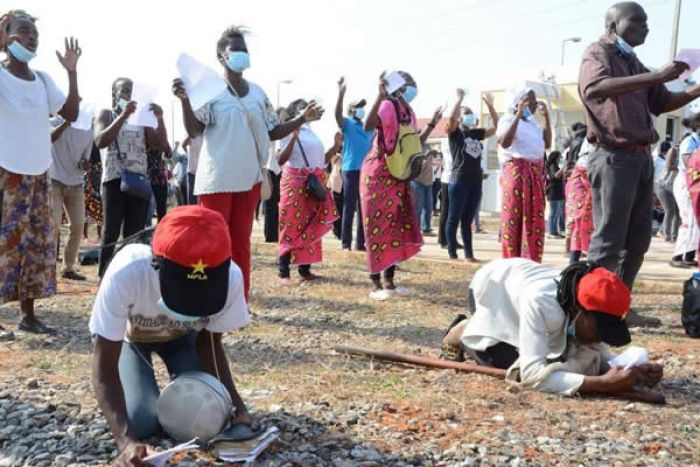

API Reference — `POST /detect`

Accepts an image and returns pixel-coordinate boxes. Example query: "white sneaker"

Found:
[369,289,391,301]
[386,287,410,296]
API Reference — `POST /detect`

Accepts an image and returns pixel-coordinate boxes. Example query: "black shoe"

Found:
[683,259,699,267]
[625,309,661,328]
[670,259,690,268]
[61,270,86,281]
[18,320,57,335]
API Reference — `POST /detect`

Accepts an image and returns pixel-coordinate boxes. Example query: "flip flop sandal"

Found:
[18,321,57,335]
[439,343,465,362]
[213,423,265,442]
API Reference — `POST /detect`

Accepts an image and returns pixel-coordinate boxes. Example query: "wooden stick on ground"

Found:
[334,345,666,405]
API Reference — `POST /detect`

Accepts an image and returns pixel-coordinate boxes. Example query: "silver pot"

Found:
[156,371,233,443]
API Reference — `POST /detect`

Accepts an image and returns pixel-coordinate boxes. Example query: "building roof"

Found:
[416,117,450,139]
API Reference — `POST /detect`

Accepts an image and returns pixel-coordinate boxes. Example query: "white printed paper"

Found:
[384,71,406,95]
[143,438,198,467]
[127,82,159,128]
[214,426,279,465]
[608,346,649,370]
[676,49,700,81]
[70,107,94,131]
[176,53,227,111]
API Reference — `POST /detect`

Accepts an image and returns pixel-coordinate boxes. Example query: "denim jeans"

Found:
[411,181,433,232]
[446,180,482,258]
[548,199,565,235]
[341,170,365,249]
[118,332,202,440]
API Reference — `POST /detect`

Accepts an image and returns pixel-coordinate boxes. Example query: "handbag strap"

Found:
[295,137,311,169]
[224,79,267,174]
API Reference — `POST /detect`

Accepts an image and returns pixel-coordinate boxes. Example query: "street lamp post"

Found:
[561,37,581,66]
[276,79,293,109]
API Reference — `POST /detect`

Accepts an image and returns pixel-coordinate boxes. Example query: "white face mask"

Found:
[117,98,129,110]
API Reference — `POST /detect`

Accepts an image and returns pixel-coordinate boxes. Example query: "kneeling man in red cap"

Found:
[89,206,256,465]
[443,258,663,397]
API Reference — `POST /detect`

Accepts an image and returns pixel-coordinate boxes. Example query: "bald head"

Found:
[605,2,648,47]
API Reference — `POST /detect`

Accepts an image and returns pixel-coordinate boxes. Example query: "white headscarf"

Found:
[507,83,535,113]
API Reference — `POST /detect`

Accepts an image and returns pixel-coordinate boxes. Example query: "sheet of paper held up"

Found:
[676,49,700,81]
[127,82,159,128]
[71,106,94,131]
[143,438,199,467]
[384,71,406,95]
[176,53,227,111]
[608,346,649,370]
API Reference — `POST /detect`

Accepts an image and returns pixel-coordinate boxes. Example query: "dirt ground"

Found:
[0,229,699,466]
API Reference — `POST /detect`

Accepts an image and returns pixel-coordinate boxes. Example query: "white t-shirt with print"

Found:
[496,114,545,163]
[279,124,326,170]
[194,82,279,195]
[0,66,66,175]
[89,244,250,343]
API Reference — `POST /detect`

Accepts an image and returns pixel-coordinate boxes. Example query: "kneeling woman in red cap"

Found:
[90,206,257,465]
[442,259,663,397]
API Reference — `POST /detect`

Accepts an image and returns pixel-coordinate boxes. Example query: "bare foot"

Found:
[279,277,295,287]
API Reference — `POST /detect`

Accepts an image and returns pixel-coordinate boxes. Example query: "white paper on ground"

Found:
[70,107,94,131]
[608,346,649,370]
[176,53,227,111]
[384,71,406,95]
[143,438,199,467]
[676,49,700,81]
[127,82,159,128]
[215,426,279,465]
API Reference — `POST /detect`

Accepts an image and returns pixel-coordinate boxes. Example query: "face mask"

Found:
[7,41,37,63]
[117,98,129,110]
[402,86,418,103]
[615,34,635,56]
[226,51,251,72]
[354,108,366,119]
[462,114,476,127]
[522,107,533,119]
[567,311,582,339]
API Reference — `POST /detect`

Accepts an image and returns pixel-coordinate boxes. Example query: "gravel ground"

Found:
[0,240,699,466]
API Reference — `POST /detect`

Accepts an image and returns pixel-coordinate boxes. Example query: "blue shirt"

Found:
[341,117,374,171]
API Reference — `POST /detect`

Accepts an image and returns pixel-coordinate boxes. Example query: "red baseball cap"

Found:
[152,206,231,319]
[576,267,631,346]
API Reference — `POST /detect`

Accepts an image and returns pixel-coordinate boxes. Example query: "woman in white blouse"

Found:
[0,11,81,335]
[173,26,322,301]
[496,85,552,263]
[276,99,340,283]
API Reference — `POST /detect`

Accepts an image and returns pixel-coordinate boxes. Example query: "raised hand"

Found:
[149,103,164,119]
[338,76,347,94]
[172,78,189,101]
[430,106,444,126]
[517,95,530,117]
[378,71,388,98]
[334,131,343,147]
[0,13,16,50]
[457,88,465,100]
[303,100,324,123]
[121,101,138,118]
[482,92,495,108]
[56,37,81,72]
[657,61,690,83]
[537,101,549,117]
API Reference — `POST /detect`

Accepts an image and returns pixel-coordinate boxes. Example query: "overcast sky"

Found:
[11,0,700,144]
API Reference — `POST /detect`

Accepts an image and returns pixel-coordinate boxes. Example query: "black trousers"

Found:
[465,342,519,370]
[438,182,450,247]
[99,179,150,277]
[264,171,281,243]
[332,190,344,239]
[370,265,396,282]
[152,183,168,222]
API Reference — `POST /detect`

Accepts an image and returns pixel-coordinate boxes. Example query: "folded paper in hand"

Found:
[384,71,407,95]
[71,107,94,131]
[676,49,700,81]
[176,53,227,111]
[608,346,648,370]
[127,82,159,129]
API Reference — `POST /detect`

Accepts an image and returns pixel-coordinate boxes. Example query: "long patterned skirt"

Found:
[278,167,338,265]
[84,163,103,224]
[500,158,546,262]
[360,150,423,274]
[565,166,594,252]
[0,168,57,303]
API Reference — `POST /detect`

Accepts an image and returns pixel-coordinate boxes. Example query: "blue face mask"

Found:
[7,41,37,63]
[354,108,366,119]
[402,86,418,103]
[117,98,129,110]
[226,51,251,72]
[615,35,635,56]
[522,107,533,119]
[462,114,476,127]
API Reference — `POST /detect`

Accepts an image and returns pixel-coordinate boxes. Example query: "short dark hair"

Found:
[6,9,37,33]
[216,25,248,57]
[682,112,700,131]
